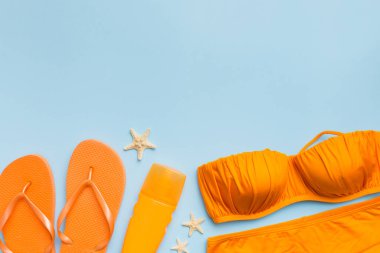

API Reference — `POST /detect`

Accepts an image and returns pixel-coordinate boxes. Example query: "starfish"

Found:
[182,212,205,237]
[123,128,156,160]
[171,238,189,253]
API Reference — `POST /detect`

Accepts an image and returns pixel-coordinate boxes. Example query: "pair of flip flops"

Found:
[0,140,126,252]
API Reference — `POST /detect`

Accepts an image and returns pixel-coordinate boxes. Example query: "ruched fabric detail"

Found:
[198,130,380,223]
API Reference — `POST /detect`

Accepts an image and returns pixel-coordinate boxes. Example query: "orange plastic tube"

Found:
[121,163,186,253]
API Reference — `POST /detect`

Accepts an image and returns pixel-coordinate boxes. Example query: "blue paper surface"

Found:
[1,0,380,252]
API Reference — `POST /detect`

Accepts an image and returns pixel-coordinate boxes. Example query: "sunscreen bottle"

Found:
[121,163,186,253]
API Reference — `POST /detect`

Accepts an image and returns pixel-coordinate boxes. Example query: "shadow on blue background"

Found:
[0,0,379,252]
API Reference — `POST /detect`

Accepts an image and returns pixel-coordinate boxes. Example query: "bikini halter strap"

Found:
[299,130,343,153]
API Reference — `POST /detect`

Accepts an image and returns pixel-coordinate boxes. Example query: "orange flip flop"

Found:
[57,140,126,253]
[0,155,55,253]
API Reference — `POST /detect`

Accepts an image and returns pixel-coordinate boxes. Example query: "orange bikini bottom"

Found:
[207,196,380,253]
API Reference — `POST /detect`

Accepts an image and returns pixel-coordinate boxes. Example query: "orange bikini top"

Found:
[197,130,380,223]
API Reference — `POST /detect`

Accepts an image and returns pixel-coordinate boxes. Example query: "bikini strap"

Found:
[57,167,114,252]
[299,130,343,153]
[0,182,55,253]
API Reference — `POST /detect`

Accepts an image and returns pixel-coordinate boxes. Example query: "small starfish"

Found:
[182,212,205,237]
[123,128,156,161]
[171,238,189,253]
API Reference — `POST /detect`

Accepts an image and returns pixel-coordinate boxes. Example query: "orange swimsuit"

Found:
[198,130,380,252]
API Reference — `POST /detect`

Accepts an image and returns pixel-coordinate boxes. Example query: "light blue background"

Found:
[1,0,380,252]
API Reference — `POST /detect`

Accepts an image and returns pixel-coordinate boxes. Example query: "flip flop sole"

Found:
[60,140,126,253]
[0,155,55,252]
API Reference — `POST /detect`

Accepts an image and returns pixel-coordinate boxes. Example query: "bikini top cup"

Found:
[197,130,380,223]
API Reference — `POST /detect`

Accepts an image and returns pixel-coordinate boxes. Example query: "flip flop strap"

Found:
[57,179,114,251]
[0,189,55,253]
